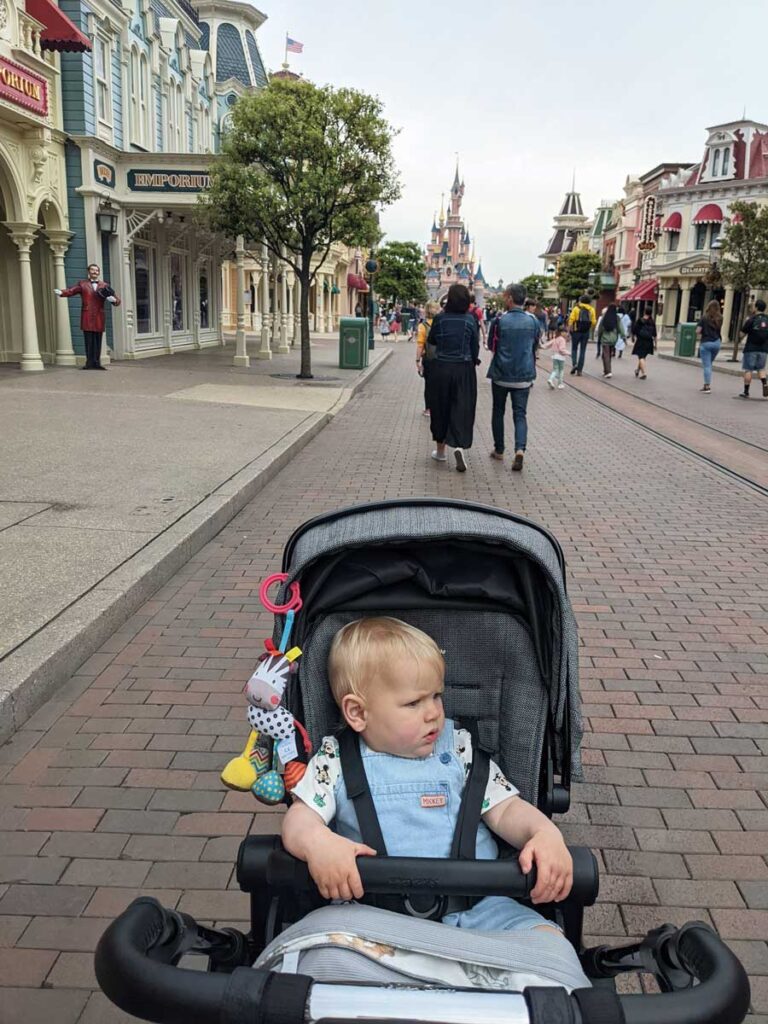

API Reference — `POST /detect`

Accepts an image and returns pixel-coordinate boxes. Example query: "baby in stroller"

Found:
[285,617,574,949]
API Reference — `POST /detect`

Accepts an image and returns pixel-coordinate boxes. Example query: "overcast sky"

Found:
[257,0,766,284]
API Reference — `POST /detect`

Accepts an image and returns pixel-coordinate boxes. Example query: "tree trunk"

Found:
[730,289,747,361]
[298,262,313,379]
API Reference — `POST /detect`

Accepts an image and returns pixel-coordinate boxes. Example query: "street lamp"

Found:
[96,200,118,235]
[364,253,379,350]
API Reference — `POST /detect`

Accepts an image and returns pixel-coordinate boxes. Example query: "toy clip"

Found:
[259,573,302,615]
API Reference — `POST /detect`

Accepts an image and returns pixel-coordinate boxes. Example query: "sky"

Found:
[255,0,767,284]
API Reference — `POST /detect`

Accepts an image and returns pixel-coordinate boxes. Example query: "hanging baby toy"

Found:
[221,574,311,804]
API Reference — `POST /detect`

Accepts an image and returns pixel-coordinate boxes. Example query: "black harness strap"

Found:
[338,729,388,856]
[451,738,491,861]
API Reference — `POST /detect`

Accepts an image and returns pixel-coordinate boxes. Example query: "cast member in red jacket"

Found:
[55,263,121,370]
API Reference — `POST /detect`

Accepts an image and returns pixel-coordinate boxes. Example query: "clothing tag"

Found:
[278,735,298,765]
[420,794,447,808]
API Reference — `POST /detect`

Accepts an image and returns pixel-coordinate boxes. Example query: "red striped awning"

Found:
[26,0,91,51]
[662,211,682,232]
[692,203,723,225]
[346,273,368,292]
[619,279,658,302]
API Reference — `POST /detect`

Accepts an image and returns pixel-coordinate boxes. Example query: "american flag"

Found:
[286,36,304,53]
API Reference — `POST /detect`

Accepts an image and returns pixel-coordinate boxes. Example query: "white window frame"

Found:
[95,34,113,127]
[170,250,188,332]
[133,241,158,337]
[139,53,149,147]
[721,146,731,176]
[129,47,139,145]
[175,82,183,152]
[712,149,721,177]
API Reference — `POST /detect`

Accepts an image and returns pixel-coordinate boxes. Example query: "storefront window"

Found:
[709,225,721,248]
[96,37,112,124]
[134,244,154,335]
[171,253,185,331]
[668,232,679,253]
[694,224,708,250]
[199,264,209,328]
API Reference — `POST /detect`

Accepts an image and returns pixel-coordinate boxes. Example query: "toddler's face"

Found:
[355,656,445,759]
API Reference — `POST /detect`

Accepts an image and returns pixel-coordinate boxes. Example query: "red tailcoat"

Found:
[60,280,122,333]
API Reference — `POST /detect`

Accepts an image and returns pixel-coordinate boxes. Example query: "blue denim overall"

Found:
[334,720,550,933]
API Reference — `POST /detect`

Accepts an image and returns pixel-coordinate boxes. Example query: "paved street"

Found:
[0,343,766,1023]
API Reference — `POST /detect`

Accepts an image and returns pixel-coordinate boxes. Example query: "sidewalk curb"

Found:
[658,352,743,377]
[0,348,391,743]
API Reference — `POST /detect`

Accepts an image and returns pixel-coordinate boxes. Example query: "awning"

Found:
[25,0,91,51]
[692,203,723,225]
[619,279,658,302]
[346,273,369,292]
[662,211,682,232]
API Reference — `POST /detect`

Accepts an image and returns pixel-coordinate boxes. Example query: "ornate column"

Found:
[45,230,77,366]
[278,249,289,354]
[271,252,281,351]
[251,266,262,332]
[233,235,249,366]
[679,279,692,325]
[258,243,272,360]
[292,278,300,345]
[162,251,173,353]
[5,223,44,372]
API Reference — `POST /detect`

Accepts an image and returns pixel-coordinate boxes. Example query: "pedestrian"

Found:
[469,295,487,349]
[55,263,121,370]
[379,311,391,340]
[631,308,656,379]
[540,323,569,389]
[416,300,440,418]
[354,301,363,318]
[426,283,480,472]
[696,299,723,394]
[616,306,631,358]
[596,302,625,379]
[523,299,543,359]
[737,298,768,399]
[487,282,540,472]
[567,295,596,375]
[547,307,560,340]
[390,309,402,342]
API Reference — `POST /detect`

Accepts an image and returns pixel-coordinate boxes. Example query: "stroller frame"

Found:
[94,499,751,1024]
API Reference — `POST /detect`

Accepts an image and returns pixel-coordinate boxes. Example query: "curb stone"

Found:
[0,349,391,743]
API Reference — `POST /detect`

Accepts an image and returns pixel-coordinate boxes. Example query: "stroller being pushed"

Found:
[96,499,750,1024]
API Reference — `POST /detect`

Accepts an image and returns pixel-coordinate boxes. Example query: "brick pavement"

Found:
[0,344,766,1023]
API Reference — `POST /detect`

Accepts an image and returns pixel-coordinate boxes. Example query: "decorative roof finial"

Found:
[439,193,445,223]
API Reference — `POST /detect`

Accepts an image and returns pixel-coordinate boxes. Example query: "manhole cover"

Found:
[269,374,342,383]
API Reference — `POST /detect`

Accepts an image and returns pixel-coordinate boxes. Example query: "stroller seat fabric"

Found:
[255,904,591,991]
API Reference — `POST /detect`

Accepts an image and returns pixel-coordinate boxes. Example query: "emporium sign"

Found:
[0,57,48,117]
[639,195,657,252]
[127,170,211,192]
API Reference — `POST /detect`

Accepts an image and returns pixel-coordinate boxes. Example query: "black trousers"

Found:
[429,361,477,449]
[83,331,103,367]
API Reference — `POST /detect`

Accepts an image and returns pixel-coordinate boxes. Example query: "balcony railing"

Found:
[17,11,44,59]
[651,248,716,268]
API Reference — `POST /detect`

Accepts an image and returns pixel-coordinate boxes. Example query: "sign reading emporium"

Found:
[0,57,47,117]
[128,170,211,192]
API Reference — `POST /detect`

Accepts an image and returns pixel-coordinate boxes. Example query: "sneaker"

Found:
[511,451,524,472]
[422,409,430,417]
[431,450,448,462]
[602,373,612,379]
[557,383,565,389]
[454,448,467,473]
[634,368,640,377]
[547,378,555,389]
[737,392,749,399]
[569,367,577,375]
[489,451,504,461]
[700,385,711,394]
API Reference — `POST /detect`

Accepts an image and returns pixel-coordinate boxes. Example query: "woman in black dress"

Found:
[426,284,480,472]
[632,308,657,379]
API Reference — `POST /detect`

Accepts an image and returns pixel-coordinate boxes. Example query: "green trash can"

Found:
[676,322,698,357]
[339,317,369,369]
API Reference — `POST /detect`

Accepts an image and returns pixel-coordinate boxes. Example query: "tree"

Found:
[719,200,768,359]
[201,78,401,377]
[375,241,428,305]
[557,252,602,301]
[519,273,550,301]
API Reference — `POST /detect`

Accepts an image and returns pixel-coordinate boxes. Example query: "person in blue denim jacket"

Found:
[487,283,540,472]
[283,617,574,942]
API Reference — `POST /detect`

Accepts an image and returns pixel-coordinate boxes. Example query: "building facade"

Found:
[424,164,487,306]
[0,0,90,369]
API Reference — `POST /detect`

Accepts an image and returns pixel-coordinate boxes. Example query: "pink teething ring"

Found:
[259,573,302,614]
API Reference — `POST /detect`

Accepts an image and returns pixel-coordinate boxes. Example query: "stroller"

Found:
[95,499,751,1024]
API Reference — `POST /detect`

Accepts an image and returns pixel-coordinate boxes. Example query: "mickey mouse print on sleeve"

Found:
[453,728,518,814]
[288,736,341,825]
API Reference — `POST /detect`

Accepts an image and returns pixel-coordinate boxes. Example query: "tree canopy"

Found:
[200,78,400,377]
[519,273,550,301]
[719,201,768,356]
[557,252,602,301]
[375,241,428,306]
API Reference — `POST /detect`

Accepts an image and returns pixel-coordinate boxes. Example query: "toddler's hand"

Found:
[519,828,572,904]
[307,833,376,901]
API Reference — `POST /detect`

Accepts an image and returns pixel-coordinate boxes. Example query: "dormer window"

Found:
[712,149,720,176]
[708,145,732,179]
[722,147,730,175]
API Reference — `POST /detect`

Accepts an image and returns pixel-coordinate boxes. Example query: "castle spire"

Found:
[453,154,461,190]
[439,193,445,225]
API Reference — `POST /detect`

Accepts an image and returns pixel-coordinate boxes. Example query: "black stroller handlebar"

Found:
[238,836,600,906]
[95,898,751,1024]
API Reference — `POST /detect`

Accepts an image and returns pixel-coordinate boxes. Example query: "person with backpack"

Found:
[567,295,596,375]
[631,308,657,379]
[738,298,768,399]
[415,300,440,417]
[696,299,723,394]
[595,302,625,379]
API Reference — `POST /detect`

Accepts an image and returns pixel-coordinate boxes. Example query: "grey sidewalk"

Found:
[0,337,389,740]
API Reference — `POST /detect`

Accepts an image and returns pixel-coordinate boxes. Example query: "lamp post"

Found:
[365,253,379,350]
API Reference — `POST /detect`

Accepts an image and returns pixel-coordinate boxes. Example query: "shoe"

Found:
[511,451,524,472]
[422,409,430,417]
[454,448,467,473]
[431,450,448,462]
[570,367,577,375]
[634,368,640,377]
[700,385,711,393]
[547,378,555,389]
[640,374,647,380]
[558,383,565,389]
[763,380,768,397]
[94,364,107,370]
[602,373,612,379]
[576,370,582,376]
[81,364,93,370]
[737,392,749,399]
[489,450,504,461]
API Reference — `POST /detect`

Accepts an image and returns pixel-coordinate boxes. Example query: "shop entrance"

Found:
[0,196,20,364]
[30,208,56,363]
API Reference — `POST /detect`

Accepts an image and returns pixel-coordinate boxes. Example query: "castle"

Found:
[425,164,488,307]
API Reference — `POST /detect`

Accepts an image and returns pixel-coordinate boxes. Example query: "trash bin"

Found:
[675,322,698,357]
[339,317,369,369]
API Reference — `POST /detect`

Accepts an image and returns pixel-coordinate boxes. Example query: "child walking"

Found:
[541,326,570,389]
[282,617,587,980]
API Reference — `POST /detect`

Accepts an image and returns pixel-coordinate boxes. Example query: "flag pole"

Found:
[284,32,289,70]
